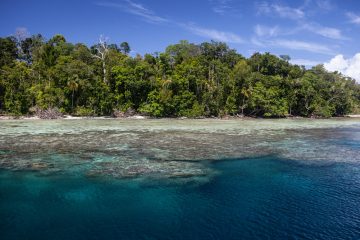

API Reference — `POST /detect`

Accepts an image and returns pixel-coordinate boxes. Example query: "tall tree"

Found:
[93,35,109,84]
[120,42,131,55]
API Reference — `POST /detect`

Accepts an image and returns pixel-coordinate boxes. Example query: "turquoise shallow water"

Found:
[0,119,360,239]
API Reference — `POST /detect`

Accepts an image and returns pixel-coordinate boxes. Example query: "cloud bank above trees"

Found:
[324,53,360,83]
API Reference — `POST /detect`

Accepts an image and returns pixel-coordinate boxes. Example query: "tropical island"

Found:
[1,34,359,119]
[3,0,360,238]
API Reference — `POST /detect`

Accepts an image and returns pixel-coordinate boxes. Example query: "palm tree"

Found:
[67,75,79,110]
[240,87,251,115]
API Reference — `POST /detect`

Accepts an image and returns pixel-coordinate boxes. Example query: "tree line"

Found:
[0,34,359,118]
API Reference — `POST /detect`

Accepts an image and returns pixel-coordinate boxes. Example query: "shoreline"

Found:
[0,115,149,121]
[0,114,359,121]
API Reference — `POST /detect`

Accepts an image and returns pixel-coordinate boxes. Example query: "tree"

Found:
[93,35,109,84]
[0,37,18,67]
[120,42,131,55]
[232,60,251,115]
[0,33,358,117]
[279,55,290,62]
[67,75,79,110]
[1,61,32,114]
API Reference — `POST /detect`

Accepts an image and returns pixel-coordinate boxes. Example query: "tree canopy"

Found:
[0,34,359,117]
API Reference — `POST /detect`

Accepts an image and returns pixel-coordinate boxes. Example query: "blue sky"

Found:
[1,0,360,77]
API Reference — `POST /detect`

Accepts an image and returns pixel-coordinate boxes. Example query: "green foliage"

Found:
[0,37,18,68]
[225,94,237,115]
[139,90,164,117]
[0,34,358,117]
[249,80,288,117]
[74,106,94,116]
[120,42,131,55]
[1,62,32,114]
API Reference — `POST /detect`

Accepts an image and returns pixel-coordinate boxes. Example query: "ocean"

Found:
[0,119,359,239]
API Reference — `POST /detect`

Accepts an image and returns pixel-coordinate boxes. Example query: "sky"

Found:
[1,0,360,81]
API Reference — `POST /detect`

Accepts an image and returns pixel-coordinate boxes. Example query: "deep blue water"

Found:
[1,156,360,240]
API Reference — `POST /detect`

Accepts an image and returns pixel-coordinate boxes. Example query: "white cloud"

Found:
[301,23,346,40]
[324,54,360,82]
[253,23,345,41]
[316,26,343,39]
[257,2,304,20]
[290,59,321,67]
[256,2,271,14]
[347,12,360,25]
[183,24,244,43]
[256,2,346,40]
[316,0,333,11]
[96,1,168,23]
[324,55,348,71]
[210,0,232,15]
[254,25,280,37]
[97,1,243,43]
[251,37,265,47]
[273,4,304,19]
[253,38,335,55]
[272,39,334,54]
[251,37,335,55]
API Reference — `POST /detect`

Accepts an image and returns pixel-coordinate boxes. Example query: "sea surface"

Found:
[0,119,360,239]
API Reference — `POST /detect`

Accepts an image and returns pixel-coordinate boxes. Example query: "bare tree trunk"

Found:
[102,61,106,84]
[93,35,109,84]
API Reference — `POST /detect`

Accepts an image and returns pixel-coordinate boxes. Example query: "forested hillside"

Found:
[1,34,359,118]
